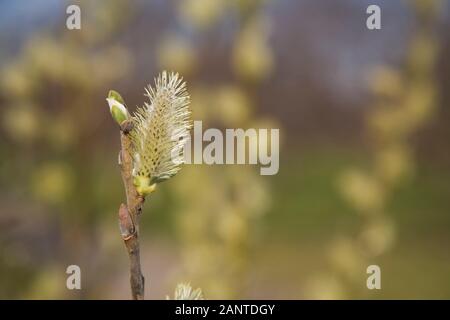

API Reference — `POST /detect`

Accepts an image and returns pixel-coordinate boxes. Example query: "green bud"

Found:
[108,90,125,104]
[106,90,129,125]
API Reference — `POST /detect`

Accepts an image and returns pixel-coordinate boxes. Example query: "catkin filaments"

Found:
[130,71,192,195]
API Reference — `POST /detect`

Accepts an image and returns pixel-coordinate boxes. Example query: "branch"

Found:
[118,120,145,300]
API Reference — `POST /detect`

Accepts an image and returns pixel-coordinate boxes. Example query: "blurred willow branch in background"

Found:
[158,0,278,299]
[0,0,132,299]
[307,0,442,299]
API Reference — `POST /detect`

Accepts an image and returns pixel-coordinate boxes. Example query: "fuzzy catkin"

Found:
[130,71,191,185]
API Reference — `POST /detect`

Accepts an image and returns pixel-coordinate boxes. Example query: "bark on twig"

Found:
[118,120,145,300]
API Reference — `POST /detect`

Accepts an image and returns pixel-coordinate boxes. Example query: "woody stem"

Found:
[118,120,145,300]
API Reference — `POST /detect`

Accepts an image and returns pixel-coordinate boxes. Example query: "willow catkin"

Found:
[130,71,192,195]
[167,283,204,300]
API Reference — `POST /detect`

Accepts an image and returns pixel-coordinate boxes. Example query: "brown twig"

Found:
[118,120,145,300]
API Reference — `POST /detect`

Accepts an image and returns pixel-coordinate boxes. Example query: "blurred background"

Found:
[1,0,450,299]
